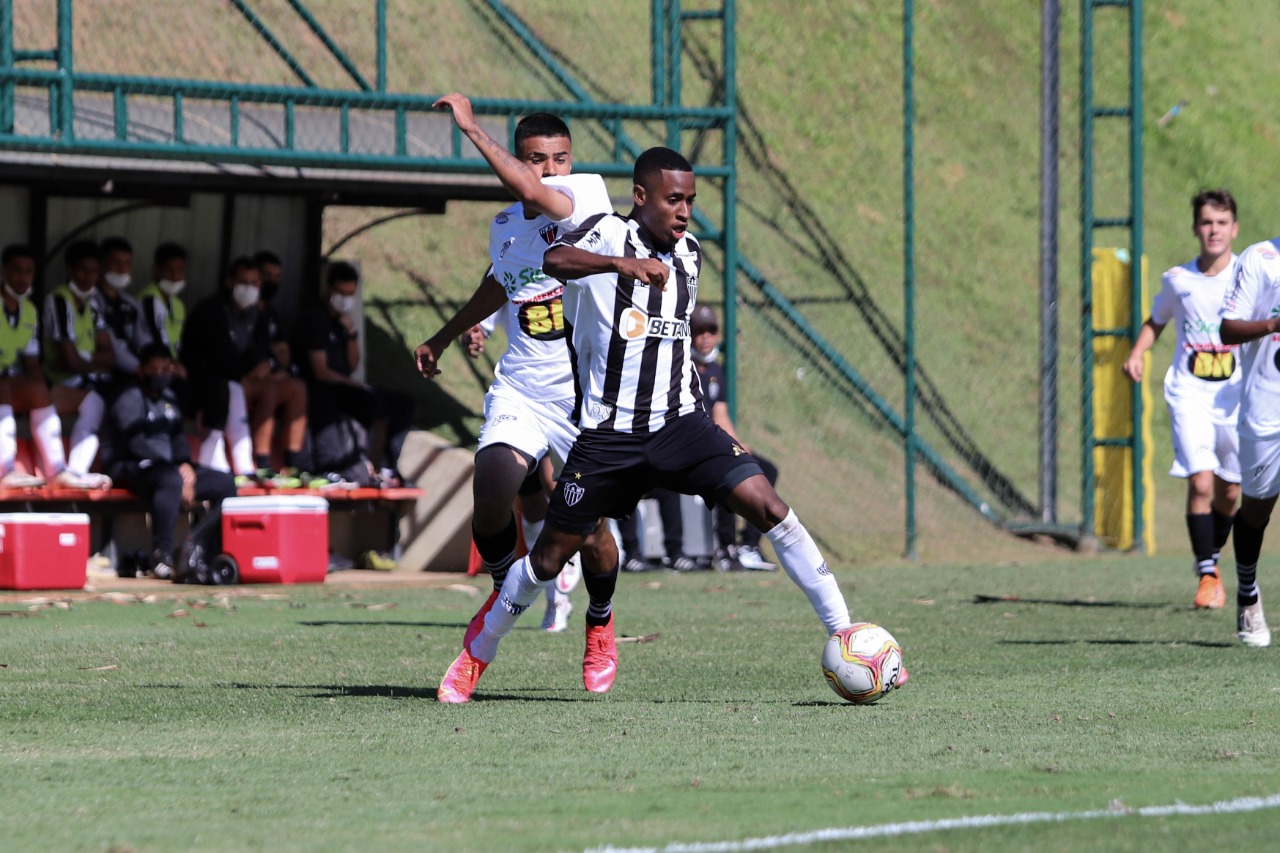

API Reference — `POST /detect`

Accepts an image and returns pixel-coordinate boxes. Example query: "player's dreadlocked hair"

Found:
[633,146,693,189]
[1191,188,1237,223]
[515,112,571,147]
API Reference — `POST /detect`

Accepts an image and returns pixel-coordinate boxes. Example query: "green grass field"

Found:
[3,559,1277,852]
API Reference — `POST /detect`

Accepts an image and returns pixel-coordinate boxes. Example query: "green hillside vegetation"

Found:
[17,0,1280,564]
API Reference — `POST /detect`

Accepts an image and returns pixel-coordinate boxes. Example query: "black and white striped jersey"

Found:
[549,212,704,433]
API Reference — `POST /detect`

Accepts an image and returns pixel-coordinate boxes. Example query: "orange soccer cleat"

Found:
[463,589,501,650]
[1194,572,1226,610]
[438,648,488,704]
[582,615,618,693]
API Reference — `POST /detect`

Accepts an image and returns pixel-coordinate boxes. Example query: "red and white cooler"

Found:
[221,496,329,584]
[0,512,90,590]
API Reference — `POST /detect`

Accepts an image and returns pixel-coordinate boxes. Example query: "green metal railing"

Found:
[1080,0,1145,549]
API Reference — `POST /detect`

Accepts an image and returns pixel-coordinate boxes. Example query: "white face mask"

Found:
[692,343,720,365]
[102,271,131,291]
[68,281,95,301]
[329,292,356,314]
[158,278,186,296]
[232,283,260,309]
[3,282,29,302]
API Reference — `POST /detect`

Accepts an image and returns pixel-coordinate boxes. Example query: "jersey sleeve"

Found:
[543,174,613,229]
[1222,247,1267,321]
[1149,269,1179,325]
[550,212,624,257]
[42,296,70,343]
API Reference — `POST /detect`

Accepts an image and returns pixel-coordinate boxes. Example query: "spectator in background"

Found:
[182,256,310,487]
[93,236,146,387]
[253,249,298,377]
[691,305,778,572]
[137,242,189,370]
[102,343,237,580]
[41,239,114,489]
[0,244,78,488]
[300,261,412,486]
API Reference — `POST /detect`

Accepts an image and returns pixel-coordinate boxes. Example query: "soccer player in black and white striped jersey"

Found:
[439,147,904,703]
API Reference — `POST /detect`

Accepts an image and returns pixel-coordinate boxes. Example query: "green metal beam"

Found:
[286,0,372,92]
[229,0,318,88]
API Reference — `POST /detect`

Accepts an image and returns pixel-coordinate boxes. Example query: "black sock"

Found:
[583,560,620,626]
[1186,513,1217,576]
[285,450,307,471]
[1233,514,1268,606]
[474,516,518,591]
[1211,508,1235,563]
[254,453,271,471]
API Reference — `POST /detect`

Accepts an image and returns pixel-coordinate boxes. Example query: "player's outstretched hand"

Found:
[1121,352,1143,382]
[621,257,671,290]
[433,93,478,134]
[415,337,447,379]
[459,325,486,358]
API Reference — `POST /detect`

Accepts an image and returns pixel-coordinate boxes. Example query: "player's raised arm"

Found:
[434,93,574,221]
[414,272,507,378]
[543,245,670,289]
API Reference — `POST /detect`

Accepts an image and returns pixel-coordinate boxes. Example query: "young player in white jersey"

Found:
[1219,229,1280,647]
[1123,189,1241,609]
[414,94,618,658]
[438,146,907,704]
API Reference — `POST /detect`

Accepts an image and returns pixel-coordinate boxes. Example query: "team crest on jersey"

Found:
[563,481,585,506]
[686,274,698,302]
[539,224,557,245]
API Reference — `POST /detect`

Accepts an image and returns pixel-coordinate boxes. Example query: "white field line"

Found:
[586,793,1280,853]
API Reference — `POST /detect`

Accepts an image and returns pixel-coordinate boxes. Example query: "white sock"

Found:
[470,555,549,663]
[0,405,15,472]
[68,390,104,474]
[764,509,851,636]
[521,517,544,555]
[545,585,569,607]
[225,381,254,475]
[31,405,66,475]
[199,429,229,471]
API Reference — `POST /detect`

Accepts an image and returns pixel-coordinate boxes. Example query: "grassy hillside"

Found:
[19,0,1280,564]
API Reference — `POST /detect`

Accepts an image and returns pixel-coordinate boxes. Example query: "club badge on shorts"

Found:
[563,481,585,506]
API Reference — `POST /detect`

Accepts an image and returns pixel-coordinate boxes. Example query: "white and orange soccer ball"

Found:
[821,622,904,704]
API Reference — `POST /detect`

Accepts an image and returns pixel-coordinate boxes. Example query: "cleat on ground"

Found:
[1194,572,1226,609]
[583,615,618,693]
[1238,596,1272,648]
[438,648,487,704]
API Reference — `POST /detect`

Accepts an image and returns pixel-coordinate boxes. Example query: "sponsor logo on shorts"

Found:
[619,307,690,341]
[500,595,528,616]
[492,414,516,424]
[563,481,585,506]
[816,561,830,576]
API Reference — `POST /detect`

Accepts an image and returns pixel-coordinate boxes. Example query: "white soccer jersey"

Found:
[549,212,704,433]
[1221,238,1280,439]
[1150,255,1240,423]
[488,173,613,401]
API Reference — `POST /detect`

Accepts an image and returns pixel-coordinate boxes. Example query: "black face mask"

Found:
[143,372,172,395]
[260,280,280,303]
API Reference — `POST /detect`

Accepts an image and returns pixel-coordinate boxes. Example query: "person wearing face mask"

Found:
[182,256,311,488]
[137,242,190,377]
[92,236,146,386]
[299,261,413,488]
[252,249,298,376]
[689,304,779,572]
[40,239,115,489]
[101,343,237,579]
[0,244,81,489]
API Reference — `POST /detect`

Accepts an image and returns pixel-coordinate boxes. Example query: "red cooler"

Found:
[0,512,90,590]
[221,496,329,584]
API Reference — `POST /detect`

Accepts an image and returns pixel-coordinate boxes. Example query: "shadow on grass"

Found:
[998,639,1234,648]
[295,620,465,629]
[974,595,1168,609]
[160,682,590,703]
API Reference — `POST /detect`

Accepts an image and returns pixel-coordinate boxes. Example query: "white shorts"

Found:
[1167,401,1239,482]
[476,384,578,472]
[1239,434,1280,500]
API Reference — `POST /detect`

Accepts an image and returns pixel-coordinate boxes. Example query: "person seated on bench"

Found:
[92,236,147,389]
[0,243,81,488]
[102,343,236,580]
[41,239,114,489]
[182,256,311,488]
[298,261,413,487]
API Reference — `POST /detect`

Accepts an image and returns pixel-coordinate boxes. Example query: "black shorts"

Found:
[547,412,764,536]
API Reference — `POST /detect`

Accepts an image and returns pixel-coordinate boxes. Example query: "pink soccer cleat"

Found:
[582,615,618,693]
[438,648,488,704]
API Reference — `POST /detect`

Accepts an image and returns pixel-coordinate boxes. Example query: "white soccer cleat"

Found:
[557,552,582,594]
[736,545,777,572]
[1238,594,1271,648]
[541,595,572,633]
[55,470,112,490]
[0,470,46,488]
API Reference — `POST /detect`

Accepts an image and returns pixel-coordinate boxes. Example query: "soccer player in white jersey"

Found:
[1219,229,1280,647]
[1123,189,1241,609]
[437,146,906,703]
[414,94,617,659]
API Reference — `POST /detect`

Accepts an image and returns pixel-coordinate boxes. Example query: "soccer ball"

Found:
[821,623,904,704]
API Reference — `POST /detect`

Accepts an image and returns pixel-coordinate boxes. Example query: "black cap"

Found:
[690,304,718,332]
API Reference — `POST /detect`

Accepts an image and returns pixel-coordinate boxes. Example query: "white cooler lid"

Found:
[222,495,329,514]
[0,512,90,525]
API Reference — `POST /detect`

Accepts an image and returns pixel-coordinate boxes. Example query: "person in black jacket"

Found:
[102,343,237,579]
[181,257,310,487]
